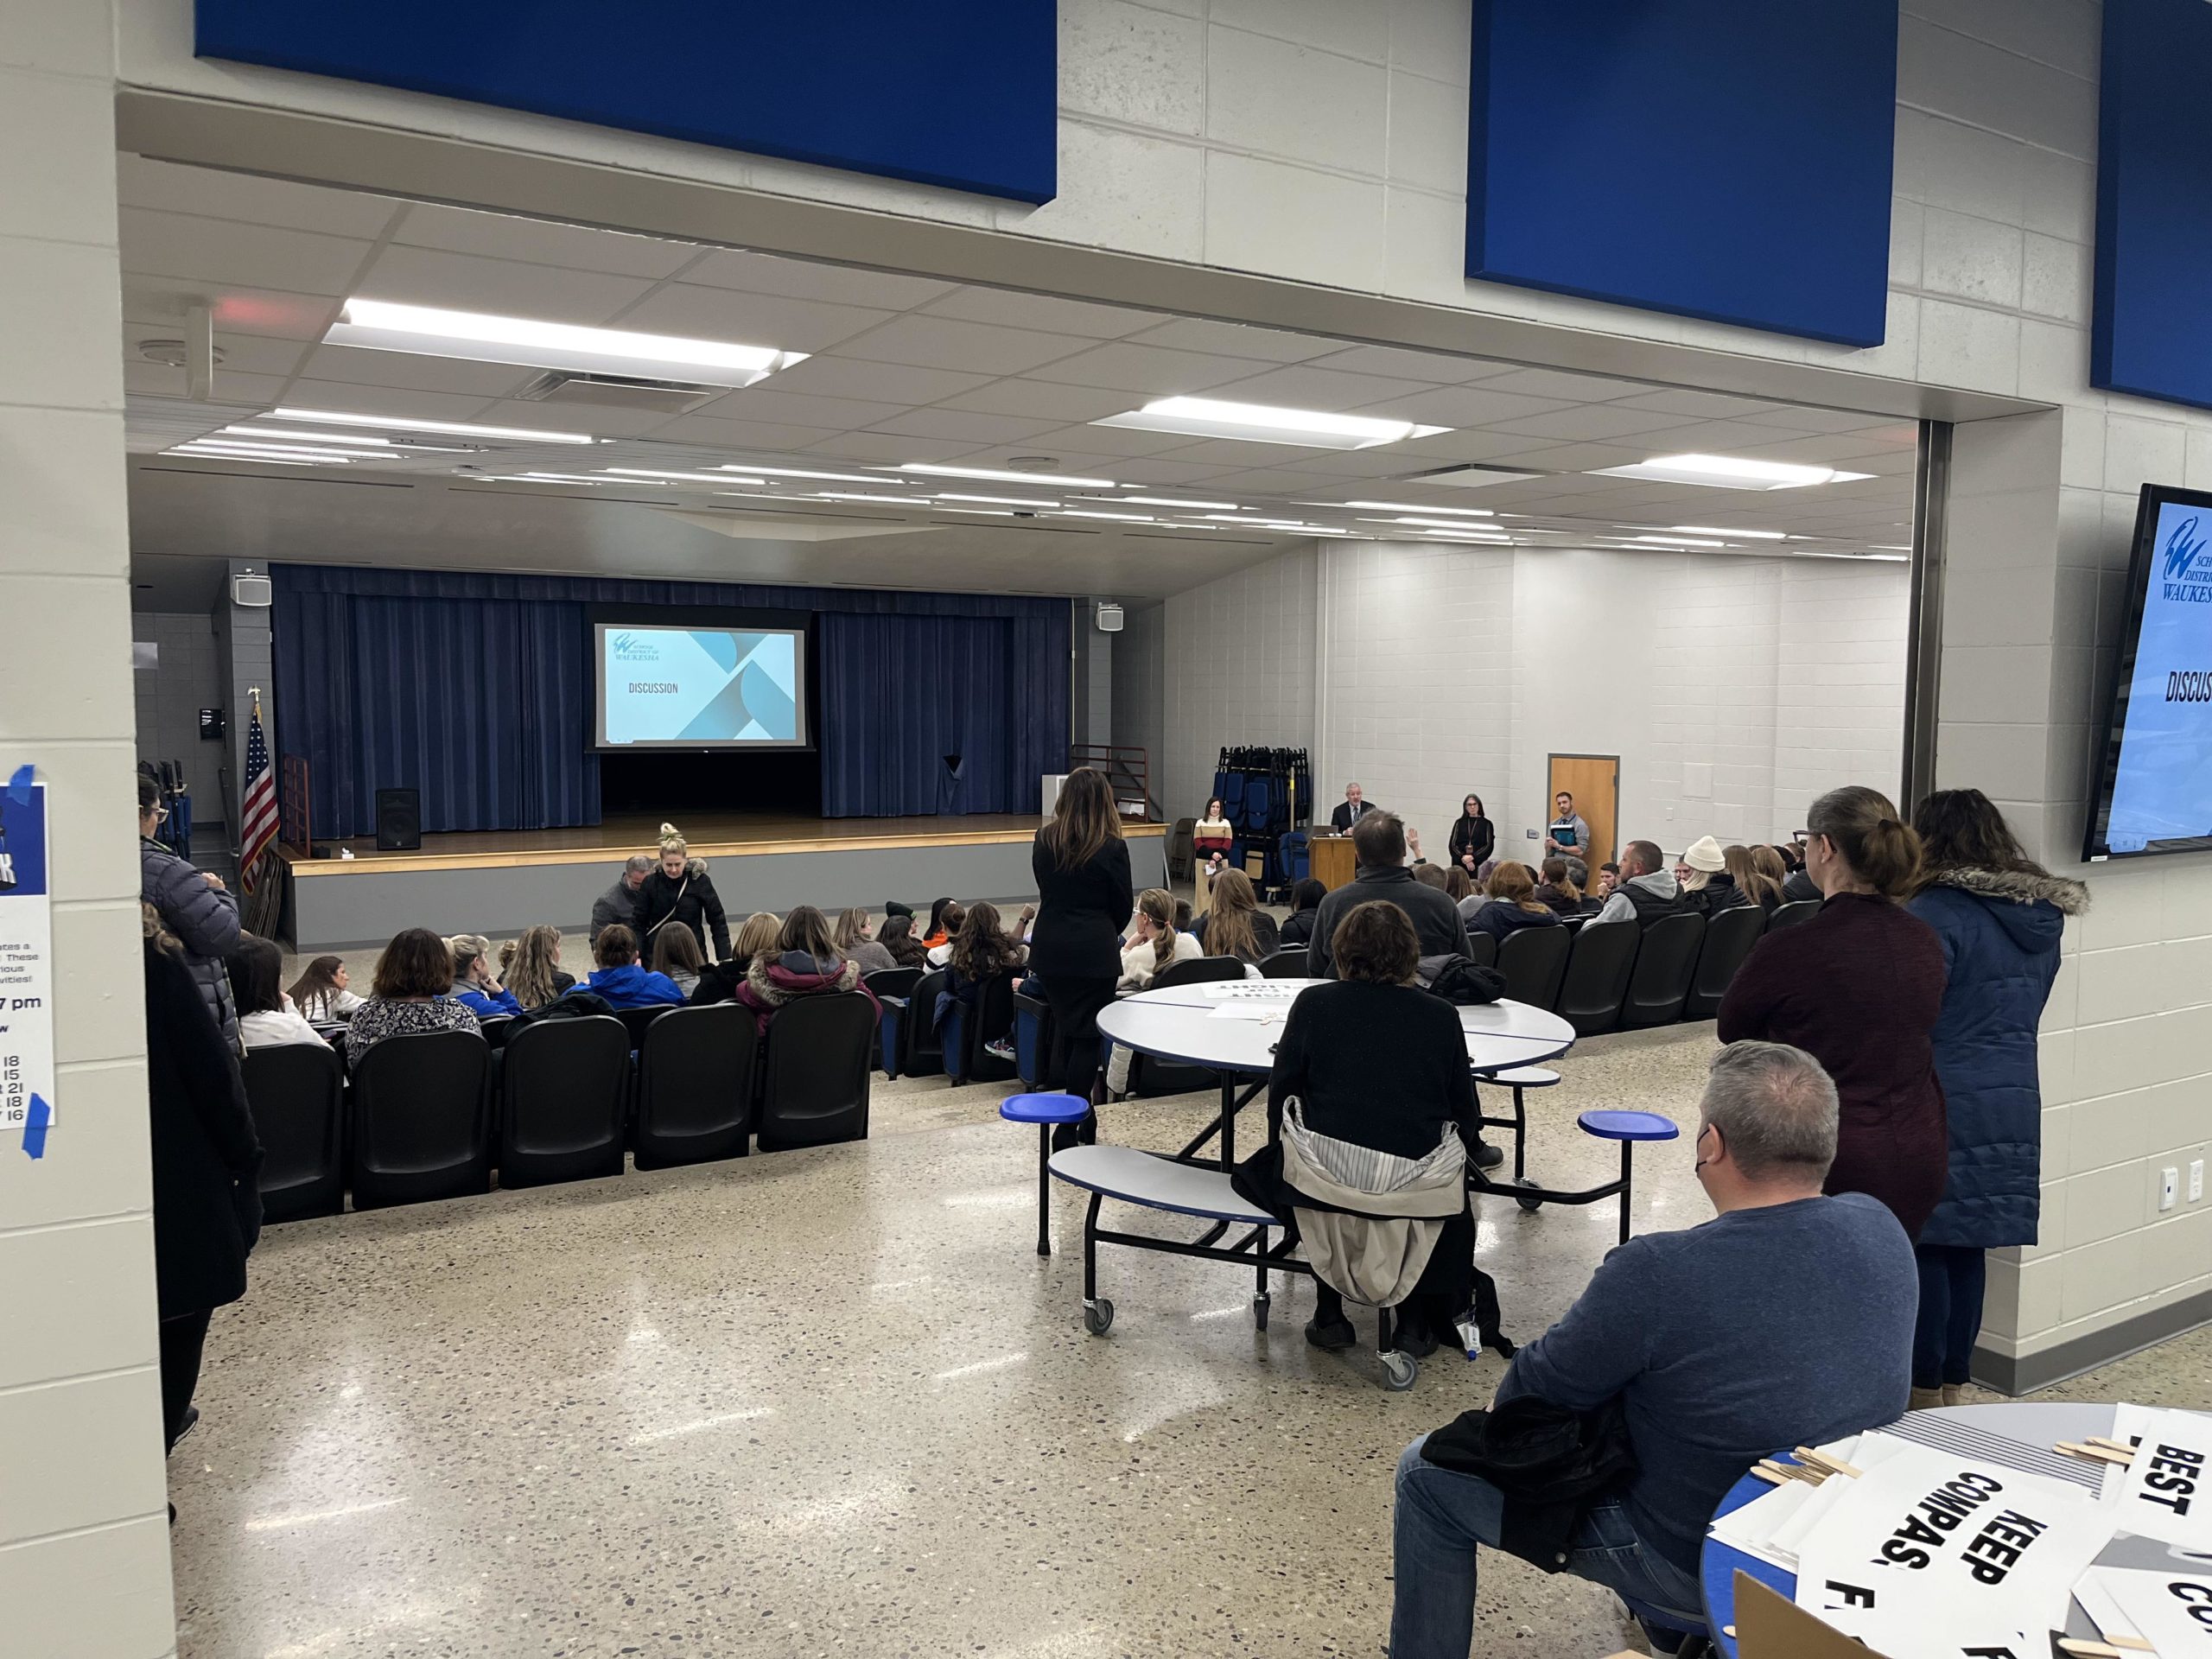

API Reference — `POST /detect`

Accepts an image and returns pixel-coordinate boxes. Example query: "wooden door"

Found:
[1547,754,1618,866]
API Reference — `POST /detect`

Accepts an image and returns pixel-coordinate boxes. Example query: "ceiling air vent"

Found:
[515,369,721,415]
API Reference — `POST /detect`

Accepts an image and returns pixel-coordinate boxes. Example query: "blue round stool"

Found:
[1001,1092,1090,1256]
[1577,1109,1681,1244]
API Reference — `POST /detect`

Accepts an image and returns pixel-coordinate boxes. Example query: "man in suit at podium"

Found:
[1330,781,1379,834]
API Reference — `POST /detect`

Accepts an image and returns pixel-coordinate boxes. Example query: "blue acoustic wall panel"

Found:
[2094,0,2212,411]
[195,2,1057,204]
[1466,3,1897,347]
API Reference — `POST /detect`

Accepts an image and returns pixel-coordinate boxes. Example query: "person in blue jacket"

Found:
[575,923,687,1010]
[447,933,524,1020]
[1904,789,2087,1408]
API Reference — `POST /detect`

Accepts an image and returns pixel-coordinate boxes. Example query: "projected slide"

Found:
[2103,498,2212,853]
[594,624,805,748]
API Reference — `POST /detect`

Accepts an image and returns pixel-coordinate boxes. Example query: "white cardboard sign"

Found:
[2107,1409,2212,1552]
[0,778,54,1157]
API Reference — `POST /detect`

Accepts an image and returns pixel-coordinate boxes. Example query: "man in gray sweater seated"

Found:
[1388,1041,1915,1657]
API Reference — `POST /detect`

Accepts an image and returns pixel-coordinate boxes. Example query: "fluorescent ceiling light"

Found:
[274,407,600,444]
[1112,495,1243,511]
[325,298,805,389]
[1055,509,1155,523]
[173,441,362,461]
[604,467,768,486]
[1338,499,1495,517]
[506,473,610,485]
[1391,516,1512,531]
[223,424,402,447]
[1869,543,1913,551]
[941,507,1016,518]
[901,462,1116,488]
[936,492,1062,509]
[165,448,316,466]
[813,492,931,505]
[1630,535,1728,548]
[1093,397,1448,450]
[1673,524,1786,540]
[719,464,907,485]
[1591,453,1877,490]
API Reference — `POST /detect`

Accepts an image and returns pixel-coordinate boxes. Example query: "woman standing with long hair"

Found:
[1030,768,1133,1136]
[1904,789,2085,1408]
[1719,785,1948,1239]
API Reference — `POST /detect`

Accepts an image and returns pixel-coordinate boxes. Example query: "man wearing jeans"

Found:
[1389,1042,1915,1656]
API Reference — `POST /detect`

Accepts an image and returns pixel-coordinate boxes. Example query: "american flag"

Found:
[238,691,278,893]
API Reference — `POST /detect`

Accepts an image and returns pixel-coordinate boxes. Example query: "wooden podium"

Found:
[1310,833,1357,892]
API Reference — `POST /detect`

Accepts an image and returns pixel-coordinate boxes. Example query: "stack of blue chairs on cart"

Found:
[1208,746,1312,897]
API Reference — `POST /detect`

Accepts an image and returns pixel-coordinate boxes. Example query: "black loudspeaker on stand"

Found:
[375,788,422,851]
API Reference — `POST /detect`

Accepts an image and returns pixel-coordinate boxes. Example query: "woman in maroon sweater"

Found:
[1718,785,1948,1238]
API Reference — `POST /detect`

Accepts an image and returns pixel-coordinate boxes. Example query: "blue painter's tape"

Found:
[5,764,30,806]
[22,1094,50,1160]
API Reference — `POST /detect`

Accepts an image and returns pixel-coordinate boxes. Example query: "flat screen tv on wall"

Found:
[2083,483,2212,861]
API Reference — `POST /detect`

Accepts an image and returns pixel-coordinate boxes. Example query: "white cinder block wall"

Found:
[130,612,224,822]
[0,2,179,1653]
[1158,547,1318,819]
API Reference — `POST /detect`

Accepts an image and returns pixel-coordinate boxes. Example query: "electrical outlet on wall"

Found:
[1526,828,1538,838]
[2161,1166,2180,1212]
[2191,1160,2204,1203]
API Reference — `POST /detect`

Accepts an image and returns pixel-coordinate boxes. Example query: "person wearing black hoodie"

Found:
[635,824,731,960]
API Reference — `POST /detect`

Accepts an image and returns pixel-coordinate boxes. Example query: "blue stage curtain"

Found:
[270,566,1069,835]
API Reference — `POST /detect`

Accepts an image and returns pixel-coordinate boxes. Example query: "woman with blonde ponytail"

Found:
[633,821,732,960]
[1719,785,1949,1240]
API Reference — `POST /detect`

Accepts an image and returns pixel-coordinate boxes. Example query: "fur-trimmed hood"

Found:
[742,950,860,1006]
[1924,866,2090,915]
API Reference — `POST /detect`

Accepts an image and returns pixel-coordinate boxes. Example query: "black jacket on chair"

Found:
[1028,832,1134,981]
[145,938,263,1319]
[1419,1395,1637,1573]
[636,859,732,959]
[1448,814,1496,872]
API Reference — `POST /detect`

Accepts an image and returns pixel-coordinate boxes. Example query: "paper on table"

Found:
[1206,1004,1287,1022]
[1710,1477,1816,1570]
[1768,1434,1912,1561]
[2100,1406,2212,1551]
[2088,1561,2212,1652]
[1200,981,1294,999]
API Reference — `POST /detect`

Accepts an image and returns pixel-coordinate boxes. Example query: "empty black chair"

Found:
[617,1004,675,1052]
[240,1041,345,1221]
[1766,899,1821,933]
[1258,948,1308,979]
[1621,912,1707,1030]
[1127,956,1245,1098]
[1495,925,1570,1010]
[1683,904,1768,1019]
[863,966,921,1001]
[1554,922,1641,1037]
[1463,931,1498,970]
[758,992,876,1151]
[1013,982,1056,1087]
[944,971,1020,1084]
[634,1002,758,1169]
[347,1029,493,1209]
[894,968,950,1078]
[1167,816,1196,881]
[499,1015,631,1185]
[864,967,923,1075]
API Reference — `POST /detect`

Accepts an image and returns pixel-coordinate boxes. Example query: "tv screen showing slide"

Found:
[593,622,808,750]
[2084,484,2212,860]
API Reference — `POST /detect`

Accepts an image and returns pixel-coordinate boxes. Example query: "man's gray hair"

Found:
[625,853,654,875]
[1701,1041,1839,1181]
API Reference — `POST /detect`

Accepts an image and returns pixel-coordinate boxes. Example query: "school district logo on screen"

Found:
[603,627,799,746]
[2107,504,2212,851]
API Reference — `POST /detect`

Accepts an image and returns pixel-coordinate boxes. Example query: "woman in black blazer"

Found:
[1030,767,1133,1135]
[1447,793,1495,877]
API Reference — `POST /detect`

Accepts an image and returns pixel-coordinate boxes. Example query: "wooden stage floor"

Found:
[284,811,1165,877]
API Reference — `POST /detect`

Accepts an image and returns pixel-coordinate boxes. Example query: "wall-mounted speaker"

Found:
[374,788,422,852]
[232,573,273,608]
[1095,602,1125,633]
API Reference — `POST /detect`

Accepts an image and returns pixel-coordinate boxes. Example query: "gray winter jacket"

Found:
[140,837,241,1045]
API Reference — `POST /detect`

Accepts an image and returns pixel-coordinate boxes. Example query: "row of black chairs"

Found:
[243,994,879,1221]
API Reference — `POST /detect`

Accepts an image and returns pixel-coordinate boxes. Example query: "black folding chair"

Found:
[1620,912,1706,1029]
[1766,899,1821,932]
[944,971,1020,1084]
[1127,957,1245,1098]
[758,993,877,1151]
[1258,948,1308,979]
[499,1015,631,1185]
[1495,925,1570,1010]
[1555,922,1640,1036]
[347,1030,493,1209]
[634,1003,758,1169]
[1683,904,1767,1019]
[240,1041,345,1221]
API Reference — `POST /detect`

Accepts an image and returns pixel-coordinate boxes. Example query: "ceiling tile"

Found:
[355,244,662,325]
[685,387,909,431]
[1210,362,1445,410]
[1123,317,1337,361]
[1025,341,1268,394]
[609,283,894,353]
[1106,456,1257,486]
[634,414,848,451]
[933,379,1140,422]
[472,398,675,437]
[1477,366,1667,401]
[1734,404,1906,433]
[120,207,373,296]
[799,431,983,463]
[918,287,1167,338]
[764,355,993,405]
[276,379,503,422]
[390,202,705,280]
[1367,385,1574,426]
[1483,405,1699,442]
[862,408,1068,444]
[1027,421,1207,458]
[117,156,405,239]
[119,327,307,378]
[297,343,537,398]
[123,282,340,341]
[1301,343,1489,382]
[829,312,1093,376]
[1604,417,1804,454]
[127,363,290,404]
[1135,436,1339,467]
[1476,440,1656,472]
[680,249,957,310]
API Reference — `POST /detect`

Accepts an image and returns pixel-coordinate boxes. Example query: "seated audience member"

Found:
[1530,857,1584,918]
[1306,811,1471,980]
[922,896,957,950]
[1442,865,1475,908]
[1236,901,1483,1357]
[1388,1042,1915,1658]
[505,925,575,1010]
[877,913,929,971]
[1329,780,1378,834]
[1586,841,1684,929]
[1594,861,1620,898]
[1173,897,1193,933]
[1275,878,1329,949]
[688,911,780,1006]
[935,901,1028,1051]
[637,826,732,961]
[1104,887,1205,1098]
[1467,862,1565,944]
[1194,797,1235,880]
[287,954,361,1023]
[591,854,654,944]
[578,925,686,1011]
[1412,862,1451,892]
[1780,842,1821,903]
[1194,868,1281,965]
[1727,843,1785,914]
[925,901,967,968]
[1673,836,1732,913]
[228,935,328,1050]
[735,905,879,1034]
[345,928,482,1064]
[836,907,899,976]
[448,934,524,1019]
[650,921,705,997]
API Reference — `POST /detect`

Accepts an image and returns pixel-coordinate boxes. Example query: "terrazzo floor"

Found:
[169,1021,2212,1658]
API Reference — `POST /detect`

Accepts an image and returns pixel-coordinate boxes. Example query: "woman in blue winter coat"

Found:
[1904,789,2087,1408]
